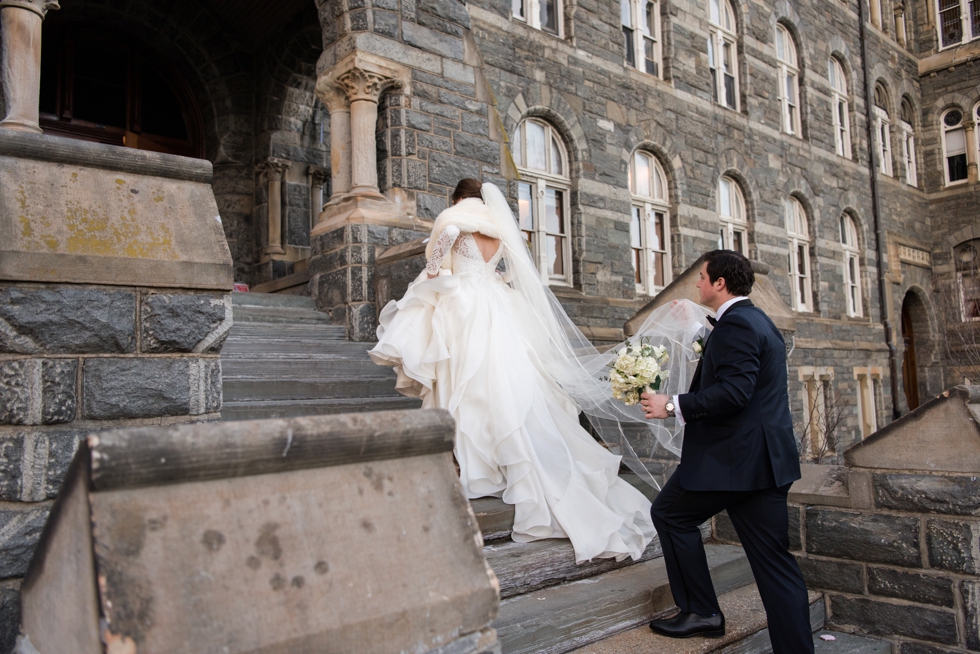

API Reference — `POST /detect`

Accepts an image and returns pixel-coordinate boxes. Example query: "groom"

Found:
[640,250,813,653]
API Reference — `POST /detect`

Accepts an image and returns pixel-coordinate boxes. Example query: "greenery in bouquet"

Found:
[601,337,670,406]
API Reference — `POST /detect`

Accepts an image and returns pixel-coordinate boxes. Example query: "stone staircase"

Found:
[220,293,420,421]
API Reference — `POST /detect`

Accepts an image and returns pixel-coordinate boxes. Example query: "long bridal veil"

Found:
[481,183,712,489]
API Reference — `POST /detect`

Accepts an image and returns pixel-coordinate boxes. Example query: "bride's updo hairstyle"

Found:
[452,178,484,204]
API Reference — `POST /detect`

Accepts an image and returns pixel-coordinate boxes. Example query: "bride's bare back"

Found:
[471,232,502,263]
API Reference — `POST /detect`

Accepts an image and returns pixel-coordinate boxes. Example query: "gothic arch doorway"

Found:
[901,288,933,411]
[38,26,204,158]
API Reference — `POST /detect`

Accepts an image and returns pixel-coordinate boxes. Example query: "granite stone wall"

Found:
[0,284,230,652]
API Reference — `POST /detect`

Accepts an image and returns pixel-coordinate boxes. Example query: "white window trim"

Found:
[708,0,740,111]
[786,198,812,313]
[874,105,893,177]
[841,215,863,318]
[798,366,835,460]
[853,366,883,439]
[513,0,563,36]
[829,59,852,158]
[717,176,747,254]
[941,108,969,187]
[776,26,802,137]
[900,120,917,187]
[514,120,573,286]
[629,152,671,295]
[935,0,980,50]
[622,0,662,77]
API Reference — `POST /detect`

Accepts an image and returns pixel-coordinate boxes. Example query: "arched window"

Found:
[942,108,969,185]
[955,239,980,322]
[900,97,917,187]
[513,119,572,285]
[776,25,801,136]
[786,197,812,312]
[621,0,662,76]
[840,214,863,318]
[936,0,980,48]
[629,151,670,295]
[717,176,747,254]
[828,58,851,158]
[38,27,203,158]
[873,85,893,177]
[513,0,561,34]
[708,0,739,110]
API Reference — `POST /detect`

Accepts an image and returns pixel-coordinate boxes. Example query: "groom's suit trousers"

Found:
[650,472,815,654]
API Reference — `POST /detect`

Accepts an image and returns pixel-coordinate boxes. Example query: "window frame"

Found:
[829,58,852,158]
[935,0,980,50]
[775,25,802,137]
[629,150,671,296]
[873,88,893,177]
[853,367,882,439]
[941,108,969,187]
[513,0,563,36]
[798,366,835,461]
[708,0,740,111]
[622,0,663,77]
[717,175,748,254]
[840,214,863,318]
[513,119,573,286]
[899,98,917,187]
[955,239,980,322]
[786,197,813,313]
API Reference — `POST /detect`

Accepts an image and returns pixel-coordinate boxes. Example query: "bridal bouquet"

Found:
[602,338,670,406]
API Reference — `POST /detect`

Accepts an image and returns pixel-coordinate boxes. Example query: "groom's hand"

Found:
[640,392,670,419]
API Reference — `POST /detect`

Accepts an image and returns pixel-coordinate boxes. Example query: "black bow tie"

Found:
[707,316,717,327]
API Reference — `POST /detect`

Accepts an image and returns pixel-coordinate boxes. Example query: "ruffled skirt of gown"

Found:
[369,270,656,563]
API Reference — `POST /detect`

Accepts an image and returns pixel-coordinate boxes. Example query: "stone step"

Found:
[231,292,316,309]
[225,323,348,341]
[220,396,422,421]
[222,377,401,401]
[221,338,366,355]
[567,583,826,654]
[231,306,335,325]
[493,543,753,654]
[485,523,712,600]
[221,356,384,379]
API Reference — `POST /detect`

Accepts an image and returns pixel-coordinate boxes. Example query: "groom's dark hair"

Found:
[702,249,755,296]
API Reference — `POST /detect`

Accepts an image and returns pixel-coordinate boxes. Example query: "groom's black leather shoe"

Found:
[649,611,725,639]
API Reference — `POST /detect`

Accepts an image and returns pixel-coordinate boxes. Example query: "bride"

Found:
[369,179,659,563]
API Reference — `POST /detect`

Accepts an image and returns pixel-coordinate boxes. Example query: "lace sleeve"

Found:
[425,225,460,275]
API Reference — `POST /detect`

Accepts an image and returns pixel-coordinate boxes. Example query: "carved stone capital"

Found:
[308,166,329,187]
[0,0,60,18]
[892,3,904,15]
[315,81,350,113]
[337,67,400,103]
[257,158,291,182]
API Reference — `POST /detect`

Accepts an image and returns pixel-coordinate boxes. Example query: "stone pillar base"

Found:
[312,192,424,237]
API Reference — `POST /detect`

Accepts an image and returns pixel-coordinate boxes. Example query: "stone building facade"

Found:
[1,0,979,645]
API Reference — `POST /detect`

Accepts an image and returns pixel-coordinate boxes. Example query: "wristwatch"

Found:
[664,401,676,418]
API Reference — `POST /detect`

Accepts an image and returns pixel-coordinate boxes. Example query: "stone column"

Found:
[258,158,290,257]
[338,67,394,198]
[894,4,907,47]
[964,119,978,183]
[0,0,59,133]
[319,85,351,203]
[308,166,328,231]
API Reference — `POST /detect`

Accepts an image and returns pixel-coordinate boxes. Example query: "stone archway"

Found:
[900,288,934,410]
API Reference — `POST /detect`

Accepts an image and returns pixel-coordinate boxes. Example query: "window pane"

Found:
[946,127,966,153]
[551,136,563,176]
[733,229,744,253]
[939,0,963,46]
[644,37,659,76]
[949,153,969,182]
[653,211,665,251]
[540,0,558,33]
[653,251,665,287]
[545,189,565,234]
[72,42,129,128]
[719,228,725,250]
[972,0,980,38]
[512,127,523,167]
[526,121,546,170]
[719,178,731,217]
[644,2,656,35]
[635,153,651,197]
[634,248,643,284]
[518,182,534,233]
[630,206,642,248]
[840,215,847,244]
[621,0,632,26]
[624,28,636,66]
[513,0,524,18]
[828,58,837,89]
[710,0,720,24]
[548,236,564,276]
[724,71,736,108]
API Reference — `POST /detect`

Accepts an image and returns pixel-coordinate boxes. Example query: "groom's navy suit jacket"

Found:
[676,299,801,492]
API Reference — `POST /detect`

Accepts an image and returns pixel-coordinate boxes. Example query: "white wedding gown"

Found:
[369,226,656,563]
